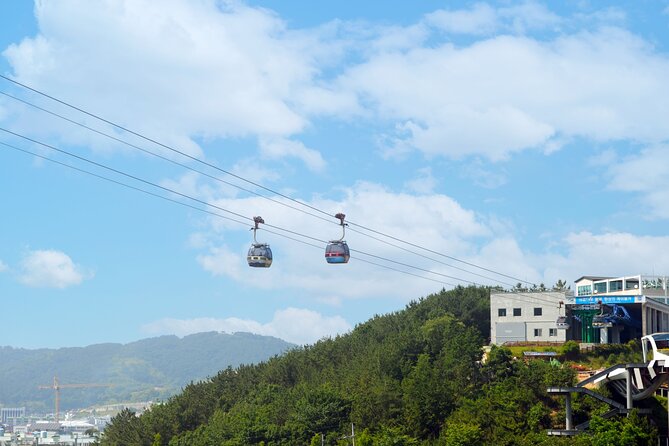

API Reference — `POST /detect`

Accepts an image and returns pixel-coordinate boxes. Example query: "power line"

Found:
[0,139,460,289]
[0,75,535,286]
[345,225,517,287]
[0,75,334,218]
[0,137,562,307]
[0,132,477,287]
[347,221,530,285]
[0,90,336,226]
[0,127,251,224]
[0,88,499,286]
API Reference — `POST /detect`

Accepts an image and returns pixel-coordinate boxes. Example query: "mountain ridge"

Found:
[0,331,295,412]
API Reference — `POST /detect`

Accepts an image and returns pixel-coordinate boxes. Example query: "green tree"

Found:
[100,408,150,446]
[553,279,568,291]
[561,341,580,360]
[439,422,483,446]
[590,410,656,446]
[288,384,351,443]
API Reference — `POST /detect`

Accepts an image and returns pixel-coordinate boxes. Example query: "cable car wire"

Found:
[0,137,564,306]
[0,131,478,285]
[0,126,253,224]
[2,126,489,287]
[0,88,516,286]
[0,75,334,218]
[0,140,251,227]
[3,89,491,280]
[0,139,467,290]
[0,74,535,286]
[0,90,336,226]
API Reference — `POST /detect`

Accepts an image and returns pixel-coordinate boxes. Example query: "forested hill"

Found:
[0,332,293,411]
[98,287,528,444]
[103,286,659,446]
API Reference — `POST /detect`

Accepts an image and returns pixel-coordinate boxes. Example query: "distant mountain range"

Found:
[0,332,294,412]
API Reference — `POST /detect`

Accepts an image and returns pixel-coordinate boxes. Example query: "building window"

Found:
[534,328,542,337]
[513,308,521,316]
[594,282,607,294]
[498,308,506,317]
[626,279,639,291]
[578,285,592,296]
[609,280,623,292]
[534,307,542,316]
[549,328,557,337]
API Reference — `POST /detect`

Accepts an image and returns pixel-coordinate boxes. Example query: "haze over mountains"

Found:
[0,332,294,412]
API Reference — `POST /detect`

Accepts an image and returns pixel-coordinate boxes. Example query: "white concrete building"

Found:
[490,274,669,346]
[490,291,567,345]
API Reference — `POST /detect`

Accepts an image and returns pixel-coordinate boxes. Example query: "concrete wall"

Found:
[491,291,568,345]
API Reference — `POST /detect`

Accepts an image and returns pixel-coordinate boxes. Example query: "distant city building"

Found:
[0,407,25,424]
[60,419,95,433]
[490,274,669,345]
[26,421,61,433]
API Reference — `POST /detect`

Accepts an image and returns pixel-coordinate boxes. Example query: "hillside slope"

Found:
[101,287,659,445]
[0,331,294,411]
[104,287,498,444]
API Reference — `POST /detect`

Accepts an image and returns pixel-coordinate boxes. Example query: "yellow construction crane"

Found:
[38,376,112,422]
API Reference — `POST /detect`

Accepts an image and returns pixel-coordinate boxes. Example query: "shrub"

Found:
[562,341,580,360]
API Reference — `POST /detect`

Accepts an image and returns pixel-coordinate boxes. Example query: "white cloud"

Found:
[425,3,499,35]
[588,149,617,167]
[369,23,430,52]
[604,145,669,219]
[404,167,437,194]
[0,260,7,272]
[460,159,507,189]
[340,25,669,161]
[17,250,90,288]
[258,137,326,172]
[4,2,667,166]
[541,232,669,283]
[149,230,669,343]
[189,180,494,304]
[141,307,352,345]
[498,1,562,33]
[175,163,669,320]
[425,1,561,36]
[197,245,244,280]
[2,0,336,162]
[160,171,222,202]
[231,158,281,185]
[448,230,669,290]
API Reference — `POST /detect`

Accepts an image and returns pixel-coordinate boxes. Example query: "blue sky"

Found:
[2,0,669,348]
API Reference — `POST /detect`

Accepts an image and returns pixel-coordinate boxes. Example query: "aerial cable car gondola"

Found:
[555,300,570,330]
[592,301,613,328]
[247,216,272,268]
[325,213,350,264]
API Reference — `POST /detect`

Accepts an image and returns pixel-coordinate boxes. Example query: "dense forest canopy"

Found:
[101,286,658,445]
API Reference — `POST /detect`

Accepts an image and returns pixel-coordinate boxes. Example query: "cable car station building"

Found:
[490,274,669,346]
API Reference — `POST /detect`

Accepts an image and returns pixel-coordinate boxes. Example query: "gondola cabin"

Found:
[247,243,272,268]
[592,314,612,328]
[555,316,570,330]
[325,241,350,264]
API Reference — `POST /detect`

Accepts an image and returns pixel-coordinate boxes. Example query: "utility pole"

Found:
[339,424,355,446]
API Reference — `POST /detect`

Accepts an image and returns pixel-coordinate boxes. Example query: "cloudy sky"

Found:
[2,0,669,348]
